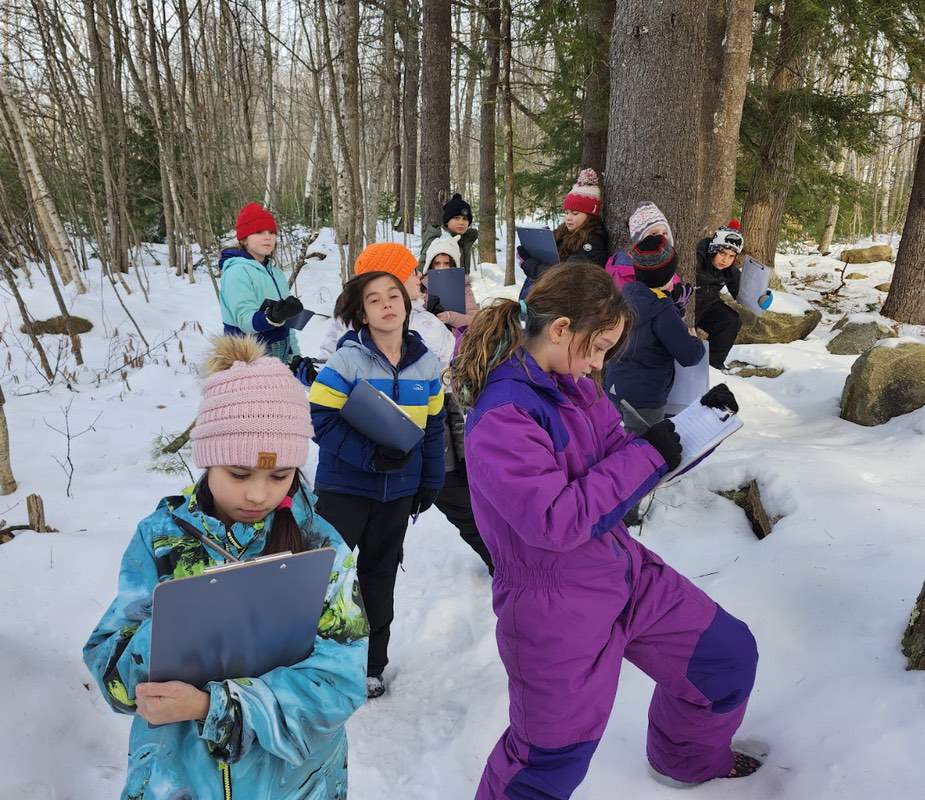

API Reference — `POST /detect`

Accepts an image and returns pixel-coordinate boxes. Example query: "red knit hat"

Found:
[236,203,277,240]
[563,168,602,217]
[354,242,418,283]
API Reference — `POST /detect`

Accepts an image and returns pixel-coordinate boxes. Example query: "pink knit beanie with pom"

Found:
[191,336,312,470]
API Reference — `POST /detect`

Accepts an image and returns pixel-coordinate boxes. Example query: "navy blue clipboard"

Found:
[149,547,335,688]
[340,379,425,453]
[516,226,560,266]
[425,268,466,314]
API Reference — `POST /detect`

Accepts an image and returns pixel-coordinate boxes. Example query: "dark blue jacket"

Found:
[309,328,446,502]
[605,281,705,410]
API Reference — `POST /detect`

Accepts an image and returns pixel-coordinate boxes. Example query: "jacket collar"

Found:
[337,327,429,371]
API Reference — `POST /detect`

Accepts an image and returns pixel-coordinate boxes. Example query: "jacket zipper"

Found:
[218,760,232,799]
[262,262,284,300]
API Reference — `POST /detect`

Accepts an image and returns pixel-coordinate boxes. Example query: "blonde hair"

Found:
[449,263,633,407]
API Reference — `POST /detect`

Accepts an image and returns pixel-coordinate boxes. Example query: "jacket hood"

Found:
[485,349,597,409]
[336,327,430,371]
[219,247,269,272]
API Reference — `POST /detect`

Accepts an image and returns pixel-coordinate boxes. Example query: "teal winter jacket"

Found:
[83,481,368,800]
[219,248,301,362]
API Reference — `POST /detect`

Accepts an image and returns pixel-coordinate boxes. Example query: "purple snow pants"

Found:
[476,537,758,798]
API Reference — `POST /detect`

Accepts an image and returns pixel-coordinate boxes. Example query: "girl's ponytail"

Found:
[451,262,634,407]
[450,298,524,407]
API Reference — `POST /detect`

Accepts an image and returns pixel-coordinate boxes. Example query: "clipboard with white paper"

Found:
[659,401,743,486]
[149,547,336,688]
[737,256,772,317]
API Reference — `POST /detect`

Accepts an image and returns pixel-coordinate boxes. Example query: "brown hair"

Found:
[554,216,597,259]
[449,262,633,407]
[334,271,412,337]
[197,471,308,555]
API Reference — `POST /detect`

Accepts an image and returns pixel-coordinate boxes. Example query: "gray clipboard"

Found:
[149,547,335,688]
[738,256,772,317]
[516,226,560,266]
[341,379,425,453]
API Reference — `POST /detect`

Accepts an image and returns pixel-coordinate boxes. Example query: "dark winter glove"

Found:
[264,295,304,326]
[425,294,446,316]
[289,356,318,387]
[411,488,440,518]
[640,418,682,471]
[758,290,774,310]
[700,383,739,414]
[669,281,695,313]
[373,446,413,473]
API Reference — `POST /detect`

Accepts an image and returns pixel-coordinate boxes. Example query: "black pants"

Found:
[315,491,414,678]
[434,468,494,575]
[697,301,742,369]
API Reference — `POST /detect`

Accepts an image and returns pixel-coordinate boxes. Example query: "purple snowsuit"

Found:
[465,352,758,797]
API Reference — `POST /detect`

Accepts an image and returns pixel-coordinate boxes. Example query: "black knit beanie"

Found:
[442,193,473,225]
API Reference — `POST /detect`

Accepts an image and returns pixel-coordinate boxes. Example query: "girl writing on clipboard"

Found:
[84,335,369,799]
[451,264,762,797]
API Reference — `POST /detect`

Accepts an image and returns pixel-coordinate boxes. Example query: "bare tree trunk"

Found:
[704,0,756,232]
[501,0,515,285]
[479,0,501,264]
[579,0,616,176]
[740,0,818,268]
[0,387,15,496]
[819,151,848,254]
[604,1,710,281]
[398,1,421,235]
[457,10,481,199]
[882,117,925,323]
[419,0,452,229]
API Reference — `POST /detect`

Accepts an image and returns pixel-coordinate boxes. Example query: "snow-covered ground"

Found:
[2,230,925,799]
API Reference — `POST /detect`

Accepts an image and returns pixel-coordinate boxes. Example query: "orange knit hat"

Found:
[354,243,418,283]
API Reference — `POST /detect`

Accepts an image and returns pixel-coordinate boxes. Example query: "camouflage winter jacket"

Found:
[83,481,368,800]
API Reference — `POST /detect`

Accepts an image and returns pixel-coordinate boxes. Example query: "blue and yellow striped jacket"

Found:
[309,328,446,501]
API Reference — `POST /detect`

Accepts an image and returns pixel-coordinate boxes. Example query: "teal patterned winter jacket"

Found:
[83,481,369,800]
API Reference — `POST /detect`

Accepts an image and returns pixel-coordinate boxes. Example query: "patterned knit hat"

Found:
[235,203,277,240]
[630,234,678,289]
[708,219,744,256]
[563,168,602,217]
[628,202,674,246]
[442,193,473,225]
[191,336,312,470]
[354,242,418,283]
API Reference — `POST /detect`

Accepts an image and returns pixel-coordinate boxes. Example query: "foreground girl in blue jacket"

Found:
[309,268,445,698]
[84,336,368,800]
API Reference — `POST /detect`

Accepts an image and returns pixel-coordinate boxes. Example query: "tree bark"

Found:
[501,0,515,285]
[0,387,16,496]
[398,1,421,234]
[740,0,818,269]
[579,0,615,176]
[704,0,757,232]
[419,0,452,229]
[819,150,848,254]
[604,2,710,282]
[882,119,925,323]
[478,0,501,264]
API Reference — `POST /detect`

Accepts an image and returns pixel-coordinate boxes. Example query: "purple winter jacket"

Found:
[464,351,667,574]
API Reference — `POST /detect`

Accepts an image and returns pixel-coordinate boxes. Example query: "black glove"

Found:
[425,294,446,316]
[264,295,304,325]
[373,446,412,473]
[289,356,318,387]
[516,245,529,261]
[700,383,739,414]
[669,282,694,312]
[412,488,440,517]
[641,419,682,471]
